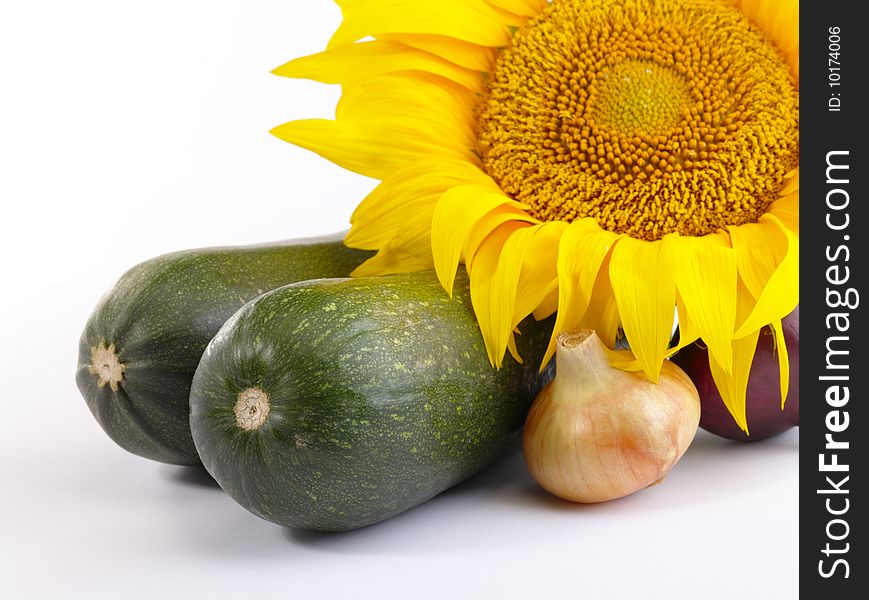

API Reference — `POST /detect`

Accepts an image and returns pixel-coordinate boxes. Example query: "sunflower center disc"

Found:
[476,0,799,241]
[591,61,690,138]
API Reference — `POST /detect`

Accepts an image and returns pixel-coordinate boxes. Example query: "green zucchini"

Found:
[189,272,553,531]
[75,233,372,465]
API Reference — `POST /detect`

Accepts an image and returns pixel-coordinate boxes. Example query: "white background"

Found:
[0,2,797,599]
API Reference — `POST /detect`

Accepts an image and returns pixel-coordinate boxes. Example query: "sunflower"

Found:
[272,0,799,433]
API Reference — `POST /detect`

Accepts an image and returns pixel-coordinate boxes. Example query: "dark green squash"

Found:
[75,233,371,465]
[189,272,553,531]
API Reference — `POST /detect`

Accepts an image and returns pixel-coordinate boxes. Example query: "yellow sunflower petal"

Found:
[611,288,702,374]
[709,329,760,433]
[769,169,799,235]
[737,0,798,80]
[768,191,799,236]
[770,318,790,408]
[780,167,800,195]
[488,225,538,362]
[532,285,559,321]
[672,232,738,374]
[609,235,677,382]
[352,246,434,277]
[330,0,512,49]
[274,41,483,91]
[271,118,465,181]
[335,73,476,150]
[353,252,433,278]
[431,185,528,297]
[674,292,700,352]
[729,216,786,299]
[579,258,622,352]
[506,333,522,365]
[468,221,529,366]
[487,222,567,362]
[463,204,539,267]
[272,74,476,180]
[511,222,568,328]
[352,205,437,276]
[376,33,496,71]
[485,0,547,18]
[544,218,621,364]
[347,158,493,249]
[732,215,799,337]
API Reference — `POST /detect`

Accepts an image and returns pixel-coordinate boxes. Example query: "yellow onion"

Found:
[523,330,701,503]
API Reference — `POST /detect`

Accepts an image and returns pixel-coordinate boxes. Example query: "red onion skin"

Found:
[673,307,799,441]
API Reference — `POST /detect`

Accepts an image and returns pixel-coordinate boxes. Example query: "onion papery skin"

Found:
[523,330,700,503]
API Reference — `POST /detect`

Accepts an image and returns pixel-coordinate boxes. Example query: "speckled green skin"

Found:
[75,234,372,465]
[189,272,554,531]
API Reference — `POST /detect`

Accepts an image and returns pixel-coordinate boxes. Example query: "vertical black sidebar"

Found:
[801,1,866,596]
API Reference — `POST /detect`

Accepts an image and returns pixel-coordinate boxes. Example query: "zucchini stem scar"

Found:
[89,341,125,392]
[235,387,270,431]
